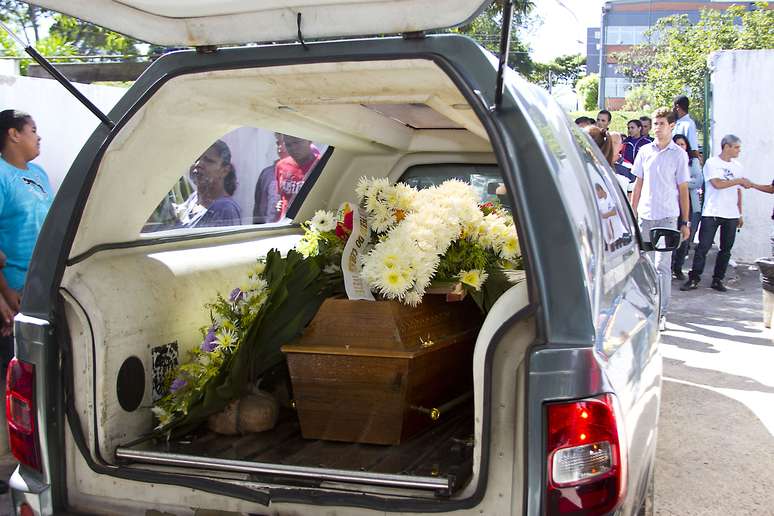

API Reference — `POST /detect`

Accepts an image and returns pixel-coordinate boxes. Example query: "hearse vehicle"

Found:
[6,1,678,514]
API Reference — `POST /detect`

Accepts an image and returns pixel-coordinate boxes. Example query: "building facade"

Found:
[588,0,762,109]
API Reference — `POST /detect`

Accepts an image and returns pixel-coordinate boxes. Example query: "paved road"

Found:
[656,259,774,515]
[0,259,770,515]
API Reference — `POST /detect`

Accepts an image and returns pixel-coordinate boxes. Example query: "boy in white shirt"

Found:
[681,135,751,292]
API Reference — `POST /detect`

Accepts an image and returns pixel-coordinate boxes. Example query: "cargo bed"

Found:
[115,405,474,496]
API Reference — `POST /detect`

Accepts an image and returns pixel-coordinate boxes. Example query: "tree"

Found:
[0,2,143,58]
[614,2,774,122]
[576,73,599,110]
[530,53,585,89]
[452,1,537,76]
[47,14,142,57]
[622,85,657,112]
[0,1,46,42]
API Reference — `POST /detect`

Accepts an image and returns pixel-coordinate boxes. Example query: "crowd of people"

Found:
[577,95,769,330]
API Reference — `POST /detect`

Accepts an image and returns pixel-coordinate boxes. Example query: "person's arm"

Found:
[631,176,643,218]
[678,182,690,241]
[709,177,751,189]
[750,182,774,194]
[0,269,19,336]
[738,188,744,228]
[687,123,702,165]
[687,161,703,190]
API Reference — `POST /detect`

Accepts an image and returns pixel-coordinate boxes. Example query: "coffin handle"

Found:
[410,391,472,421]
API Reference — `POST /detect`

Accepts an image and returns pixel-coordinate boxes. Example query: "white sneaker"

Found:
[659,316,667,331]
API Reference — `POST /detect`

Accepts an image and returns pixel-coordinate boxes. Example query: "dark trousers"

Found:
[689,216,739,282]
[672,211,702,272]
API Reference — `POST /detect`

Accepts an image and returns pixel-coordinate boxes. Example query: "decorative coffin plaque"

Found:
[282,296,483,445]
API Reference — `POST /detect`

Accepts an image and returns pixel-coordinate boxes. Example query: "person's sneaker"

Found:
[673,269,686,280]
[659,316,667,331]
[680,278,699,291]
[711,279,727,292]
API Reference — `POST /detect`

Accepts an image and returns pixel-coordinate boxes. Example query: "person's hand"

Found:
[0,295,16,337]
[738,216,744,229]
[738,178,752,189]
[0,287,20,313]
[681,225,690,242]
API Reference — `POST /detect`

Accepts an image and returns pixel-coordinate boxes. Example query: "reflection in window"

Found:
[593,181,629,253]
[142,128,327,233]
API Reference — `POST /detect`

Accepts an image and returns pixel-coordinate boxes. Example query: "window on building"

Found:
[606,26,650,45]
[604,78,638,98]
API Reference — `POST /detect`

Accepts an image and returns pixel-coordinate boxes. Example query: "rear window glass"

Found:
[142,127,329,233]
[399,163,508,209]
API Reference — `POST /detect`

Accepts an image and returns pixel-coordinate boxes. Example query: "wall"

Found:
[709,50,774,262]
[0,74,126,191]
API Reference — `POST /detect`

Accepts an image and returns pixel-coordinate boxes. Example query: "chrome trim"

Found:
[115,448,450,491]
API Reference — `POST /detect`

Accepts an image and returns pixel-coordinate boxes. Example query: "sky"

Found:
[523,0,607,62]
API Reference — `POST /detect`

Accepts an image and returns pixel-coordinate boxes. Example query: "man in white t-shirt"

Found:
[631,107,691,330]
[681,134,751,292]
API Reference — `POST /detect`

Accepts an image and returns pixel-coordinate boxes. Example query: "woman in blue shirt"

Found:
[0,110,53,342]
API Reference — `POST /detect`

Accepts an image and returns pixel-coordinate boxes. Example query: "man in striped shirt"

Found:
[631,107,691,331]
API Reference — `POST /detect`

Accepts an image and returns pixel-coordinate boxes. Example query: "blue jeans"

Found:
[689,216,739,282]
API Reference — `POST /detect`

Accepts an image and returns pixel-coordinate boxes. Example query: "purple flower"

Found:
[229,287,243,303]
[170,377,187,393]
[200,329,218,352]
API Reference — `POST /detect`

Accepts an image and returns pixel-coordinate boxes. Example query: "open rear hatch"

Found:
[27,0,492,46]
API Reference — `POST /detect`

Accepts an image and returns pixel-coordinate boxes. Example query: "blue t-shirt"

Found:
[0,158,53,291]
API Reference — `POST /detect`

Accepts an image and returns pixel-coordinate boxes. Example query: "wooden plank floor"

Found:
[134,406,474,491]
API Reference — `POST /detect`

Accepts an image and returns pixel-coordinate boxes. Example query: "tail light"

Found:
[6,358,42,471]
[545,394,626,515]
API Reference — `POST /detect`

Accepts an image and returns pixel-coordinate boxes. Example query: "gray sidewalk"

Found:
[656,249,774,515]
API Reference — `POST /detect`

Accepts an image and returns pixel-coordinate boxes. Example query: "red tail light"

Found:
[545,394,626,515]
[6,358,42,471]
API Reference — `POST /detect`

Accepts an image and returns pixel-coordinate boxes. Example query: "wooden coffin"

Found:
[282,296,483,445]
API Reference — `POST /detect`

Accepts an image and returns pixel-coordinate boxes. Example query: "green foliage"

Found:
[155,250,340,438]
[48,13,142,56]
[530,54,586,89]
[436,238,498,281]
[576,73,599,110]
[450,0,537,76]
[615,2,774,123]
[622,85,657,112]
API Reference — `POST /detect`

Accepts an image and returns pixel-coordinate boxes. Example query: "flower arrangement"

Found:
[152,249,339,437]
[152,262,269,430]
[356,178,521,309]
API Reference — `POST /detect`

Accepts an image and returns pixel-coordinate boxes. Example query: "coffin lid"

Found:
[28,0,492,47]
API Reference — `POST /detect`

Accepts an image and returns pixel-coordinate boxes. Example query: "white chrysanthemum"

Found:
[215,328,238,351]
[459,269,489,291]
[310,210,336,232]
[404,290,423,307]
[500,233,520,260]
[376,268,412,297]
[151,406,171,428]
